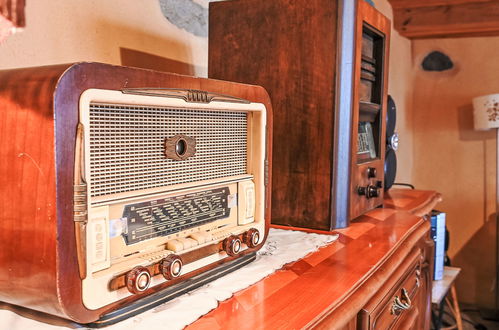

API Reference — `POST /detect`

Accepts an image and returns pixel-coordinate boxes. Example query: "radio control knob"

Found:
[223,235,242,257]
[126,266,151,294]
[367,185,380,198]
[243,228,260,248]
[160,254,183,280]
[358,185,380,199]
[367,167,377,178]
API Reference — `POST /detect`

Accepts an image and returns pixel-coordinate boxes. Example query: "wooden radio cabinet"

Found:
[209,0,390,230]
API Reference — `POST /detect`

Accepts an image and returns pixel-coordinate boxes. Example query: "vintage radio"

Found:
[209,0,390,229]
[0,62,272,325]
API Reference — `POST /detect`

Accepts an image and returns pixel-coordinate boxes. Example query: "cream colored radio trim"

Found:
[79,88,266,222]
[90,174,253,206]
[78,88,267,310]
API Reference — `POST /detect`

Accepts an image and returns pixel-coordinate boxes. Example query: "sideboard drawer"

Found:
[358,247,423,329]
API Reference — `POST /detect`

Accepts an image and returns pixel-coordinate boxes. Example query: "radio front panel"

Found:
[349,1,390,219]
[77,89,267,310]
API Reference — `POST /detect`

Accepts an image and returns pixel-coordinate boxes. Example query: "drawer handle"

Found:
[391,288,411,315]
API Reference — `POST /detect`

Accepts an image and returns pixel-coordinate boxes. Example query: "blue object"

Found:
[431,211,446,281]
[364,0,375,6]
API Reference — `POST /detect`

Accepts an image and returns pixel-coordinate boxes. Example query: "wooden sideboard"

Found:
[187,189,442,329]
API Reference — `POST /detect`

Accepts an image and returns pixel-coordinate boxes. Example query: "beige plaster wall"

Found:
[374,0,414,185]
[412,37,499,308]
[0,0,209,75]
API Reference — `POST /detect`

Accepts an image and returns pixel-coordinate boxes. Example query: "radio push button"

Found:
[243,228,260,248]
[190,231,213,244]
[126,266,151,294]
[160,254,183,280]
[167,240,183,252]
[178,237,198,249]
[223,235,242,256]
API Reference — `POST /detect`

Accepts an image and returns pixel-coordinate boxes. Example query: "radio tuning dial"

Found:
[160,254,183,280]
[367,167,377,178]
[126,266,151,294]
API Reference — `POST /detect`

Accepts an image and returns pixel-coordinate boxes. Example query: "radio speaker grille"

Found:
[88,103,248,197]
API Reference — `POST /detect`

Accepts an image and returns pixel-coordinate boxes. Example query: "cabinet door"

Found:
[357,247,429,329]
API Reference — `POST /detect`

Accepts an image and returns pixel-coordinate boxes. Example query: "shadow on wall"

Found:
[453,212,496,308]
[120,48,196,76]
[454,103,496,308]
[87,19,202,75]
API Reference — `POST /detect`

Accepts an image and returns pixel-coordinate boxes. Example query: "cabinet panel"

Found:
[358,247,424,329]
[209,0,390,230]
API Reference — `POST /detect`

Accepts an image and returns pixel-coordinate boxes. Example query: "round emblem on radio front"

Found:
[164,134,196,160]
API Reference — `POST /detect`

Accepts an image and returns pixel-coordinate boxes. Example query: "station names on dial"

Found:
[122,187,230,245]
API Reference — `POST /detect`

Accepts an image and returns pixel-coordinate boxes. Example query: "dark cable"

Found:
[392,183,415,189]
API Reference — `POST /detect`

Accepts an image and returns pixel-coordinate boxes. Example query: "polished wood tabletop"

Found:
[187,189,439,329]
[385,188,443,217]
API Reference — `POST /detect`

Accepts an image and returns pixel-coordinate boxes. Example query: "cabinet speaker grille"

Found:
[88,103,248,197]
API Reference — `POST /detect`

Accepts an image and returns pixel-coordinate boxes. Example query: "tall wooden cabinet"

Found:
[209,0,390,230]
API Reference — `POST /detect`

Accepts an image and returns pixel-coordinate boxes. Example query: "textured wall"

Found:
[158,0,226,38]
[159,0,208,37]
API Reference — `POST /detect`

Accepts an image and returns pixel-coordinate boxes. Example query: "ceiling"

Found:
[387,0,499,38]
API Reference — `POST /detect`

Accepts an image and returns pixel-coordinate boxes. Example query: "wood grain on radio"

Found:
[210,0,339,230]
[209,0,391,230]
[0,63,274,324]
[188,189,440,329]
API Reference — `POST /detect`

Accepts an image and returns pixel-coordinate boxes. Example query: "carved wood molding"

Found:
[387,0,499,38]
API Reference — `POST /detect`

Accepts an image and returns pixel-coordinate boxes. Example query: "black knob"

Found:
[367,167,377,178]
[376,180,383,189]
[367,185,380,198]
[358,185,380,199]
